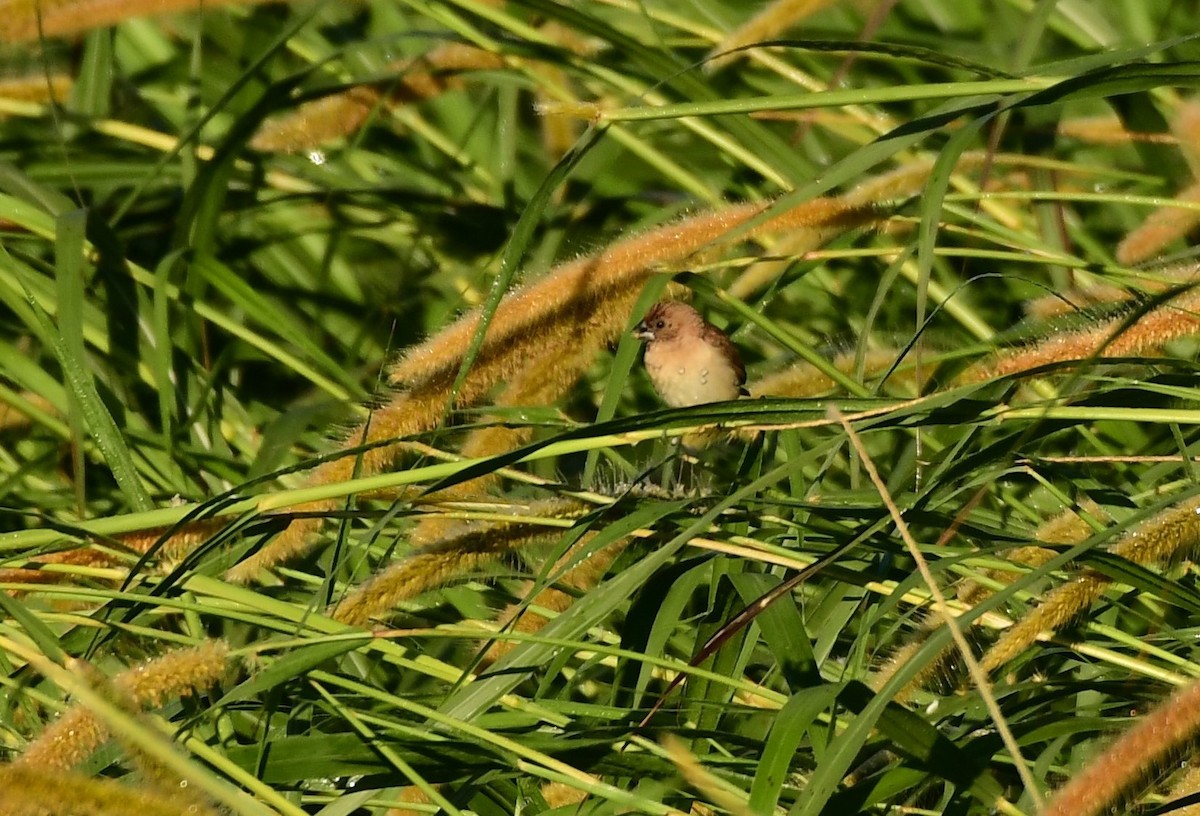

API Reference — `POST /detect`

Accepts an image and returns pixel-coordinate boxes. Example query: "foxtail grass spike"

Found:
[228,196,879,582]
[1023,265,1200,319]
[961,286,1200,383]
[1116,182,1200,265]
[386,197,876,391]
[484,535,628,662]
[1057,115,1174,145]
[0,0,283,43]
[249,88,382,155]
[385,785,437,815]
[1023,282,1133,320]
[251,43,507,153]
[705,0,840,72]
[748,348,903,399]
[1165,757,1200,816]
[224,390,441,583]
[0,548,115,589]
[1043,678,1200,816]
[1172,99,1200,179]
[0,765,219,816]
[411,313,614,546]
[333,499,589,626]
[0,73,72,104]
[16,640,231,771]
[980,496,1200,676]
[874,503,1101,701]
[540,781,588,808]
[1,519,227,591]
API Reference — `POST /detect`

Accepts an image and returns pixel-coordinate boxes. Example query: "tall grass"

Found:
[4,1,1200,814]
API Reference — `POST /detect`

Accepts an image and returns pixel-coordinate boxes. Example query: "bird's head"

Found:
[633,301,700,343]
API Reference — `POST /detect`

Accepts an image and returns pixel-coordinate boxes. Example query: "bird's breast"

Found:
[644,340,743,407]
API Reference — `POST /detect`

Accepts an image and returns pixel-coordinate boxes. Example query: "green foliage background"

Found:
[4,1,1200,814]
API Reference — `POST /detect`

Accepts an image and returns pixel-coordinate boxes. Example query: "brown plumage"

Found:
[633,301,747,407]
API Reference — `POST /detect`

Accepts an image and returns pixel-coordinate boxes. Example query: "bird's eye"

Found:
[654,319,665,329]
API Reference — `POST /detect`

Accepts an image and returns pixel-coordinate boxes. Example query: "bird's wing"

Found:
[700,323,746,389]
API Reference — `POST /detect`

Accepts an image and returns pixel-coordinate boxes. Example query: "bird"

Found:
[633,301,748,407]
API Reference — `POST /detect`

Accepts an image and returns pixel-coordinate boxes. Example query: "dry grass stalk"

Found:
[0,0,283,43]
[16,640,231,771]
[836,407,1044,804]
[1043,678,1200,816]
[979,495,1200,676]
[332,498,590,626]
[0,765,219,816]
[250,43,507,153]
[227,195,879,583]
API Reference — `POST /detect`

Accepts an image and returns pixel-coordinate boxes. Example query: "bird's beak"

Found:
[633,320,653,341]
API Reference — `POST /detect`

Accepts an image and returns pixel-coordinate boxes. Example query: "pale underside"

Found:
[643,337,744,407]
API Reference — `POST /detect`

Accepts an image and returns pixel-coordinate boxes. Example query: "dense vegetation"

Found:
[4,1,1200,814]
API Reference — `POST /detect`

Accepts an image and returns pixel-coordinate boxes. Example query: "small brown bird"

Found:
[634,301,748,407]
